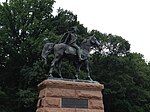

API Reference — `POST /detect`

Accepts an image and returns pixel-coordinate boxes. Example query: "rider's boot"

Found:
[78,50,83,61]
[79,55,83,61]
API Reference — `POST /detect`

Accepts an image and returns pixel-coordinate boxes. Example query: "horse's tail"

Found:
[41,43,55,65]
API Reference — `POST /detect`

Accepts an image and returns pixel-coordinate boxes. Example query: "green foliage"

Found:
[90,30,130,56]
[51,8,77,35]
[91,53,150,112]
[0,0,55,111]
[0,0,150,112]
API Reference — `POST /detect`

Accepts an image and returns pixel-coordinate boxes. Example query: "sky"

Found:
[52,0,150,61]
[0,0,150,61]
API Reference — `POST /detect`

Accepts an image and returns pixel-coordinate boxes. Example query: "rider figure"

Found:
[59,26,83,61]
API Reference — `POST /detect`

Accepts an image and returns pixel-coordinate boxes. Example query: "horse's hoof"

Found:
[75,77,79,80]
[90,79,93,81]
[48,76,53,78]
[88,76,93,81]
[59,74,63,79]
[75,76,79,80]
[48,73,53,78]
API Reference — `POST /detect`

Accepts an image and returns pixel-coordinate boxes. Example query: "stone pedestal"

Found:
[36,79,104,112]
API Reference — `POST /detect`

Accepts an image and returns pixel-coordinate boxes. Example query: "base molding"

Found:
[36,79,104,112]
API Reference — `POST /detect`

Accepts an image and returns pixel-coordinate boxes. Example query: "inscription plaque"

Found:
[62,98,88,108]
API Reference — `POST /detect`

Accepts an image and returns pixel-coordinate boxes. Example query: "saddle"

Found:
[65,46,76,55]
[65,46,87,60]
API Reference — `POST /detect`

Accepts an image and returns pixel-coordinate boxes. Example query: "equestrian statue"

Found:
[41,26,101,81]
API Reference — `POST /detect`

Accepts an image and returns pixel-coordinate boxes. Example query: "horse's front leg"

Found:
[49,57,59,77]
[49,59,55,78]
[75,65,80,80]
[49,56,62,78]
[85,60,93,81]
[75,62,82,80]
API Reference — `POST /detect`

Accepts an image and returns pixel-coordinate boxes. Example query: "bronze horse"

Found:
[41,35,101,80]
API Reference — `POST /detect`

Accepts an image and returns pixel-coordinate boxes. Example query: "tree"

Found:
[91,52,150,112]
[0,0,149,112]
[0,0,88,111]
[0,0,55,111]
[90,30,130,56]
[51,8,88,37]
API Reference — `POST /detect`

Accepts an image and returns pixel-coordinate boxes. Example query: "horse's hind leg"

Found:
[41,53,48,65]
[49,57,58,77]
[49,56,61,78]
[57,60,63,78]
[49,59,55,77]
